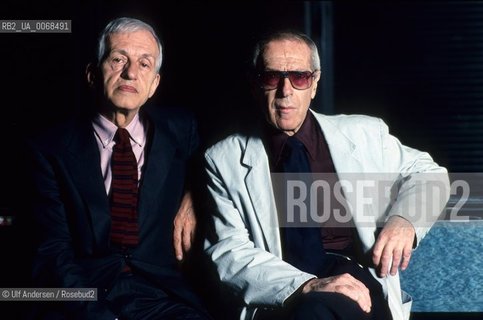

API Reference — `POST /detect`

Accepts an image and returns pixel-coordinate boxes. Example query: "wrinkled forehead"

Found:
[261,39,312,70]
[105,30,159,57]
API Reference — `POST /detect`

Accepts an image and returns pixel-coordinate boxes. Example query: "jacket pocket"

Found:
[401,290,413,319]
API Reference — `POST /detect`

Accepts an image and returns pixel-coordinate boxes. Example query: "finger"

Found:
[332,274,372,313]
[357,290,372,314]
[182,224,193,254]
[379,242,395,278]
[390,247,403,276]
[372,233,386,267]
[347,276,372,312]
[340,273,368,297]
[335,284,371,313]
[303,275,371,313]
[173,221,183,261]
[400,245,413,271]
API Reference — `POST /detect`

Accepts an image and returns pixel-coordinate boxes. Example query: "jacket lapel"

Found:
[64,122,111,250]
[241,113,379,257]
[63,114,176,250]
[312,111,377,253]
[137,119,175,219]
[242,136,283,257]
[311,111,360,172]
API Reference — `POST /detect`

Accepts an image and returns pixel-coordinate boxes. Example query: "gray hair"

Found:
[251,31,320,72]
[97,17,163,73]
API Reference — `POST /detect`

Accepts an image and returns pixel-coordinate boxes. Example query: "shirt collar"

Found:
[265,111,318,167]
[92,113,146,148]
[293,112,318,161]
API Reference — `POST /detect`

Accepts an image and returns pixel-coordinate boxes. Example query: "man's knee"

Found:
[291,292,368,320]
[291,292,336,320]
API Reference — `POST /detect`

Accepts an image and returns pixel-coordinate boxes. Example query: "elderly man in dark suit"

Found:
[27,17,211,320]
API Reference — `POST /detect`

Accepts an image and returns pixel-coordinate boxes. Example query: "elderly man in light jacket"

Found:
[203,30,449,320]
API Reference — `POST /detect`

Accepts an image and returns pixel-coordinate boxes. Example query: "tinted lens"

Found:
[289,71,313,89]
[258,71,313,90]
[259,71,282,89]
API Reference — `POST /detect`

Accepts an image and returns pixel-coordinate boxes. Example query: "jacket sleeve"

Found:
[377,118,450,246]
[203,149,315,307]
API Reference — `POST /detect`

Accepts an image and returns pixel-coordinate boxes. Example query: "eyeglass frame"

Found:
[256,70,320,91]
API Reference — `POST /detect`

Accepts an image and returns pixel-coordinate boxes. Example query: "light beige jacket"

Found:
[204,111,450,320]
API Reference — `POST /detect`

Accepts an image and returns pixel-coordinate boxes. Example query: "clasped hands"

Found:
[302,215,415,313]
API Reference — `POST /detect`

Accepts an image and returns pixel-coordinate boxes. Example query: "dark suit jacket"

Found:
[27,105,203,318]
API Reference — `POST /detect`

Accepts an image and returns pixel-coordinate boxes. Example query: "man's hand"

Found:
[173,191,196,261]
[302,274,372,313]
[372,215,415,277]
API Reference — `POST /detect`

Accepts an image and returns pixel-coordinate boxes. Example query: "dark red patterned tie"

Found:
[110,128,139,247]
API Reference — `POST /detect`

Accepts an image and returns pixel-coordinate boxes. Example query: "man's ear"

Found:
[147,73,161,98]
[86,63,99,87]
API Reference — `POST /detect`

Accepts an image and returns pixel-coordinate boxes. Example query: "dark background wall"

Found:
[3,1,483,173]
[334,2,483,173]
[1,0,308,148]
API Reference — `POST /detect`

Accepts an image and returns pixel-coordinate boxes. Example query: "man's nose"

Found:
[280,76,293,96]
[121,62,138,80]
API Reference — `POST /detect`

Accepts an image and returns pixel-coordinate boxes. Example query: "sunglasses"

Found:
[257,70,317,90]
